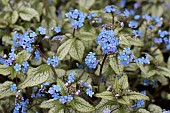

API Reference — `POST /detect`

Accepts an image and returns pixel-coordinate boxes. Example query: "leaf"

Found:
[119,35,130,46]
[151,47,164,64]
[69,40,85,62]
[11,10,18,24]
[57,78,67,95]
[15,50,31,64]
[148,104,162,113]
[55,69,66,78]
[78,0,95,9]
[117,96,130,105]
[73,96,95,112]
[127,92,150,100]
[151,5,164,17]
[137,63,147,75]
[77,32,96,41]
[118,74,129,89]
[40,99,59,108]
[0,65,11,76]
[157,67,170,78]
[19,7,39,21]
[137,109,150,113]
[95,91,114,101]
[109,55,124,75]
[167,56,170,69]
[49,104,64,113]
[113,77,120,93]
[0,81,15,99]
[155,75,168,86]
[19,64,52,89]
[95,61,109,76]
[57,39,74,60]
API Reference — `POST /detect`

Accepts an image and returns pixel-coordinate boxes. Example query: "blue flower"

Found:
[14,63,21,71]
[128,20,138,28]
[124,9,130,17]
[118,47,135,66]
[46,58,52,65]
[135,55,150,65]
[132,30,142,39]
[86,88,94,97]
[87,12,98,20]
[154,38,162,44]
[67,71,76,83]
[67,95,73,102]
[53,85,61,92]
[54,26,61,33]
[104,5,117,13]
[103,108,111,113]
[34,50,40,61]
[37,27,46,35]
[143,79,150,86]
[65,9,86,29]
[85,52,98,69]
[59,96,67,104]
[13,97,29,113]
[143,14,152,21]
[134,15,140,20]
[46,56,60,67]
[96,29,119,54]
[10,84,17,91]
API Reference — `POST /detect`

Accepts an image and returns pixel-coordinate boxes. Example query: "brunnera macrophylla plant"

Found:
[0,0,170,113]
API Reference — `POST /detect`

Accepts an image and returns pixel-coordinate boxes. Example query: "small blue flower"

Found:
[22,61,29,68]
[143,79,150,86]
[85,52,98,69]
[128,21,138,28]
[134,15,140,20]
[86,88,94,97]
[154,38,162,44]
[67,95,73,102]
[87,12,98,20]
[59,96,67,104]
[46,58,52,65]
[53,85,61,92]
[37,27,46,35]
[67,71,76,83]
[54,27,61,33]
[135,55,150,65]
[10,84,17,91]
[104,5,117,13]
[103,108,111,113]
[34,50,40,61]
[14,63,21,71]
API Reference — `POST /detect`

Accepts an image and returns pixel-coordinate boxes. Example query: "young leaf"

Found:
[73,96,95,112]
[0,81,15,99]
[77,32,96,41]
[19,64,52,89]
[117,96,130,105]
[95,91,114,101]
[127,92,150,100]
[69,39,85,62]
[57,39,74,60]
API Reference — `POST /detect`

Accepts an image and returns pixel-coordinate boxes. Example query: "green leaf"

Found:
[148,104,162,113]
[155,75,168,86]
[19,7,39,21]
[113,77,120,93]
[57,39,74,60]
[55,69,66,78]
[151,5,164,17]
[127,92,150,100]
[39,99,59,108]
[69,40,85,62]
[57,78,67,95]
[11,10,18,24]
[118,74,129,89]
[15,50,31,64]
[157,67,170,78]
[0,65,11,76]
[119,35,130,46]
[19,64,52,89]
[49,104,64,113]
[95,61,109,76]
[109,55,124,75]
[151,47,164,64]
[73,96,95,112]
[77,32,96,41]
[78,0,95,9]
[137,109,150,113]
[95,91,114,101]
[117,96,130,105]
[0,81,15,99]
[137,63,147,75]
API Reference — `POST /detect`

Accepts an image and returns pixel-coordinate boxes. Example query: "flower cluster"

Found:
[67,71,76,83]
[48,85,61,99]
[96,29,119,54]
[13,97,29,113]
[3,47,16,67]
[46,56,60,67]
[135,55,150,65]
[13,31,36,53]
[87,12,98,20]
[118,47,135,66]
[133,90,146,109]
[14,61,29,73]
[85,52,98,69]
[65,9,86,29]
